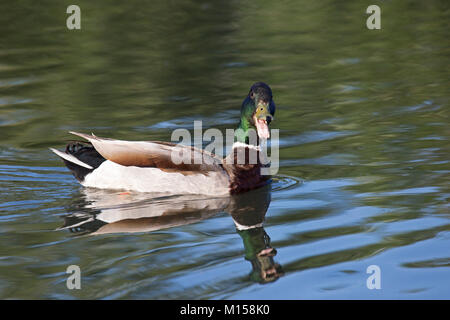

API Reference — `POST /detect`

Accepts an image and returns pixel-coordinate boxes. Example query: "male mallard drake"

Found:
[51,82,276,195]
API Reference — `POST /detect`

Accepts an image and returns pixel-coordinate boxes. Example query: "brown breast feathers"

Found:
[222,145,271,194]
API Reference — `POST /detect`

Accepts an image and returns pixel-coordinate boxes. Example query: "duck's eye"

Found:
[250,92,254,99]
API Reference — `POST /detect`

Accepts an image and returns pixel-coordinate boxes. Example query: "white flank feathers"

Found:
[81,160,230,195]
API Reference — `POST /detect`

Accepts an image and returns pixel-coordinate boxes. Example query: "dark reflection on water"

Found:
[0,0,449,299]
[61,186,284,284]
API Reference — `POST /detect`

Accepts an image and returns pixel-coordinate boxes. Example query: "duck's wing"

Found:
[68,132,224,174]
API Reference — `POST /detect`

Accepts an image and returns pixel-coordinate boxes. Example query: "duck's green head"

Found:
[236,82,276,144]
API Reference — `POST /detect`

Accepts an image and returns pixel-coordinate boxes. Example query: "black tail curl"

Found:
[63,141,106,182]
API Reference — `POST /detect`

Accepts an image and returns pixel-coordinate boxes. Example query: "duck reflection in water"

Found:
[61,186,284,283]
[227,187,284,283]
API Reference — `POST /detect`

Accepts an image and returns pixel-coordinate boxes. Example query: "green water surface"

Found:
[0,0,449,299]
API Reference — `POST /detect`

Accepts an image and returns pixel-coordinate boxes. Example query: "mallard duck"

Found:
[51,82,276,195]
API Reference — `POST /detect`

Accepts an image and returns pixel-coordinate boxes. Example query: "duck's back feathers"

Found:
[69,131,224,175]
